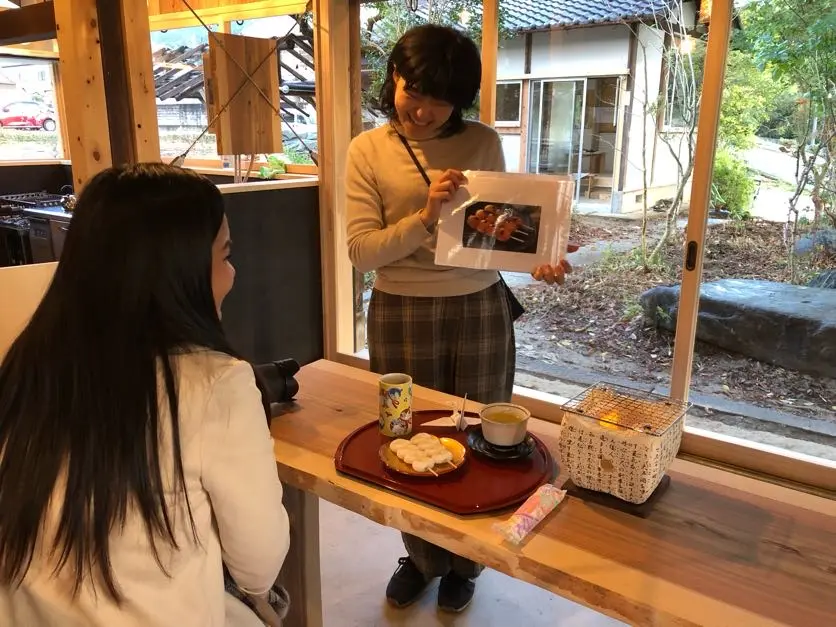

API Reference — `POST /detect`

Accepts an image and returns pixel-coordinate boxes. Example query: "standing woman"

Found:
[345,24,572,612]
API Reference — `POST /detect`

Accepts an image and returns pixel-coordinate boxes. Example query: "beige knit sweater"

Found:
[345,121,506,297]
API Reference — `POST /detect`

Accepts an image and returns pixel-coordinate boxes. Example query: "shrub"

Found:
[712,149,756,220]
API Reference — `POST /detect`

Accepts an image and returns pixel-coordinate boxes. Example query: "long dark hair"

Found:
[0,163,251,602]
[378,24,482,137]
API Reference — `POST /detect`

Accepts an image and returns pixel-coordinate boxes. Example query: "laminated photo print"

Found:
[434,171,574,273]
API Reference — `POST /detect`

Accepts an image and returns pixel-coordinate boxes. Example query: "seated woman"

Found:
[0,164,289,627]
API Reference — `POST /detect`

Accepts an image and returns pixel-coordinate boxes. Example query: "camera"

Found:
[254,358,300,406]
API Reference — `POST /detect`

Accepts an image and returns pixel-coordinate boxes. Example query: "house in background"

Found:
[0,69,16,104]
[0,58,55,106]
[494,0,704,213]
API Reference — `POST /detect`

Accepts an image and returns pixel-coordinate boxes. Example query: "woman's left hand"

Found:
[531,243,580,285]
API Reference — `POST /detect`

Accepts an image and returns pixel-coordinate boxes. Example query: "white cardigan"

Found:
[0,352,290,627]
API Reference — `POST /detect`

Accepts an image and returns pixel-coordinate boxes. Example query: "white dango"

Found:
[411,459,432,472]
[396,445,421,461]
[389,439,410,452]
[402,452,423,464]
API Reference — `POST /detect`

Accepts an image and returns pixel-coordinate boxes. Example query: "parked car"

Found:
[0,101,57,131]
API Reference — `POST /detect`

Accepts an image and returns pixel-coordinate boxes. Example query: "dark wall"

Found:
[0,164,73,195]
[221,185,323,367]
[202,172,236,185]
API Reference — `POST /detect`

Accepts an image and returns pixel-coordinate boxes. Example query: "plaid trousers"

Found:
[367,280,515,579]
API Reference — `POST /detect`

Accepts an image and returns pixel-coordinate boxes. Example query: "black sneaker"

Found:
[386,557,431,608]
[437,572,475,613]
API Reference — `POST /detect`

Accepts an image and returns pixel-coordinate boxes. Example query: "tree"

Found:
[719,50,787,151]
[620,4,701,267]
[743,0,836,228]
[360,1,511,112]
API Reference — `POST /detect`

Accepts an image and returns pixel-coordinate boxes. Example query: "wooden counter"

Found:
[272,360,836,627]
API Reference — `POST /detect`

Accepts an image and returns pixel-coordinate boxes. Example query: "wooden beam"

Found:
[117,0,161,162]
[0,41,59,59]
[96,0,136,165]
[312,0,354,360]
[54,0,112,189]
[148,0,309,31]
[479,0,499,125]
[669,0,734,402]
[0,1,55,46]
[96,0,160,165]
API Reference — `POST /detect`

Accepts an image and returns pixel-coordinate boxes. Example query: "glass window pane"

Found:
[495,82,521,123]
[0,59,62,160]
[151,17,317,166]
[505,0,835,467]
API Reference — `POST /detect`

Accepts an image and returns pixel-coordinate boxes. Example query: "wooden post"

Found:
[669,0,734,402]
[114,0,161,162]
[275,484,322,627]
[50,62,69,159]
[479,0,499,125]
[312,0,355,360]
[54,0,159,190]
[54,0,112,189]
[348,0,366,353]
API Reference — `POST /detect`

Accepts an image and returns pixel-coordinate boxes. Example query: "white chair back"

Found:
[0,262,57,359]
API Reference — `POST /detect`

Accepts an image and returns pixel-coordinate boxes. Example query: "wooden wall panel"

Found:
[206,32,283,155]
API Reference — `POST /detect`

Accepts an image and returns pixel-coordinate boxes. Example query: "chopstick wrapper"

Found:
[493,484,567,545]
[421,398,480,431]
[421,411,480,429]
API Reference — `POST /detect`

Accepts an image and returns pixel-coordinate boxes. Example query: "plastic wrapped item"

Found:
[435,171,574,273]
[493,483,567,545]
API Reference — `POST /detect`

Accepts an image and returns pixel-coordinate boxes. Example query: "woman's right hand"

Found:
[419,169,467,227]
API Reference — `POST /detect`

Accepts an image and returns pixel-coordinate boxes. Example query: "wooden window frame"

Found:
[314,0,836,496]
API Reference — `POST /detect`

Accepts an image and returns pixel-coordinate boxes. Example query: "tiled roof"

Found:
[500,0,675,31]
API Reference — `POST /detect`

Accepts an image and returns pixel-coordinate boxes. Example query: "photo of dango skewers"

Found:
[461,202,540,254]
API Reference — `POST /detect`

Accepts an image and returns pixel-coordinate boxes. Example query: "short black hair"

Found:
[377,24,481,137]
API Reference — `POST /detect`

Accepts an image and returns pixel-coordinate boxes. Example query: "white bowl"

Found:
[480,403,531,447]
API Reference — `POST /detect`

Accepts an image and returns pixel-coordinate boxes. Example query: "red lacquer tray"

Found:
[334,410,557,515]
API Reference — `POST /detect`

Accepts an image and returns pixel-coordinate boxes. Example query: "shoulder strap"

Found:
[397,133,431,187]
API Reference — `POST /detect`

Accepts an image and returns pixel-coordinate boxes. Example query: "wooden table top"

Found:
[271,360,836,627]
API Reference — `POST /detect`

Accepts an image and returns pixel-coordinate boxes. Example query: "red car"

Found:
[0,101,56,131]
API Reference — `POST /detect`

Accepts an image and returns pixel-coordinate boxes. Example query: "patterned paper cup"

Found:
[379,373,413,438]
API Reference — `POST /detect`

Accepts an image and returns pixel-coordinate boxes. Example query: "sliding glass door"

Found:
[527,79,586,203]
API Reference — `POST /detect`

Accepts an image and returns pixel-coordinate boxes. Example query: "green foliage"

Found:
[687,44,788,149]
[742,0,835,107]
[719,51,787,150]
[712,149,756,220]
[257,150,313,179]
[757,89,801,139]
[360,1,512,111]
[258,154,291,179]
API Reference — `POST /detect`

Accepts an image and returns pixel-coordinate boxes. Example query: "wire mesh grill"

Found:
[560,382,690,436]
